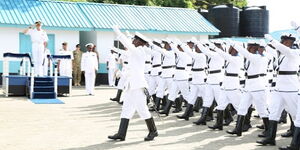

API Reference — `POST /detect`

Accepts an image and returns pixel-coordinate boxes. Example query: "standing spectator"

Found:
[23,20,48,77]
[81,43,98,95]
[106,49,118,86]
[43,42,51,76]
[73,44,82,86]
[58,42,73,77]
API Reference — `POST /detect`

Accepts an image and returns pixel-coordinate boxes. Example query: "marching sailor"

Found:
[177,41,207,121]
[227,41,269,137]
[108,26,158,141]
[257,33,300,149]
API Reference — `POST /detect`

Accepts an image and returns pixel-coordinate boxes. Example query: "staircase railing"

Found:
[2,53,34,97]
[47,55,58,98]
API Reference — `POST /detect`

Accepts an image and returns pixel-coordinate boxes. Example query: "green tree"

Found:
[57,0,247,9]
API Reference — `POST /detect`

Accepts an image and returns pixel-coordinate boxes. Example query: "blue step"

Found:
[34,81,54,86]
[32,92,56,99]
[34,86,54,92]
[34,77,53,82]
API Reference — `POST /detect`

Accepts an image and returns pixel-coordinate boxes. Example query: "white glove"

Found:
[173,38,182,46]
[112,25,122,35]
[208,42,216,50]
[264,34,274,42]
[291,21,299,29]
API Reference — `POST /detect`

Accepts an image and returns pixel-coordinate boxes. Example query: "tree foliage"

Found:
[58,0,247,9]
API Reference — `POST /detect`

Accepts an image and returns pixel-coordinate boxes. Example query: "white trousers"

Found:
[120,88,152,120]
[237,91,269,118]
[203,84,221,108]
[156,77,173,99]
[85,72,96,94]
[108,68,116,86]
[148,75,160,96]
[117,76,126,90]
[216,89,241,111]
[32,43,44,77]
[268,92,298,123]
[187,84,205,105]
[168,80,190,101]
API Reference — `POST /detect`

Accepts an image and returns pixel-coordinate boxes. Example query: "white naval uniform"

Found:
[214,47,243,111]
[43,48,51,76]
[198,44,224,108]
[233,44,269,118]
[58,50,73,77]
[267,41,300,127]
[107,52,118,86]
[81,51,98,95]
[147,49,162,96]
[117,52,129,91]
[153,45,175,99]
[184,44,207,105]
[167,44,190,101]
[143,47,152,87]
[25,28,48,76]
[115,32,151,120]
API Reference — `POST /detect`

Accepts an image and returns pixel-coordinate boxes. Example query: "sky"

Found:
[247,0,300,32]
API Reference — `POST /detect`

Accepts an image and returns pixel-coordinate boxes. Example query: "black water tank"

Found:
[198,9,209,20]
[208,4,240,37]
[240,6,269,37]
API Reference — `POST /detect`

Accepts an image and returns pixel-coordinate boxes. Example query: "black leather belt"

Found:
[247,74,260,79]
[145,61,151,64]
[152,64,161,67]
[240,80,245,84]
[278,71,297,75]
[187,64,192,66]
[225,73,239,77]
[176,67,185,70]
[208,70,221,74]
[192,68,204,71]
[260,74,267,77]
[162,66,174,69]
[124,61,128,64]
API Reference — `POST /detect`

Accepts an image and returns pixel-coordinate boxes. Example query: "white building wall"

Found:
[0,27,21,59]
[48,30,79,53]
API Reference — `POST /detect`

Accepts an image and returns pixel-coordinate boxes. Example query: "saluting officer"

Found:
[108,26,158,141]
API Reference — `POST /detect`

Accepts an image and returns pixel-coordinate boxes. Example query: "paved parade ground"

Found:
[0,86,292,150]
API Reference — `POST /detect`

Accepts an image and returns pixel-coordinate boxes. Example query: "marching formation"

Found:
[107,24,300,150]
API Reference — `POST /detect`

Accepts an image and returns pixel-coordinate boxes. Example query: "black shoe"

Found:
[193,107,209,125]
[256,120,277,146]
[258,118,269,138]
[177,104,193,121]
[144,117,158,141]
[108,118,129,141]
[160,96,167,110]
[256,124,265,130]
[159,100,173,116]
[206,104,215,121]
[226,115,245,136]
[193,97,203,112]
[172,97,183,113]
[281,115,294,138]
[149,97,161,112]
[279,110,288,124]
[223,106,233,126]
[118,101,123,105]
[110,89,122,102]
[242,107,253,132]
[279,127,300,150]
[208,110,224,130]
